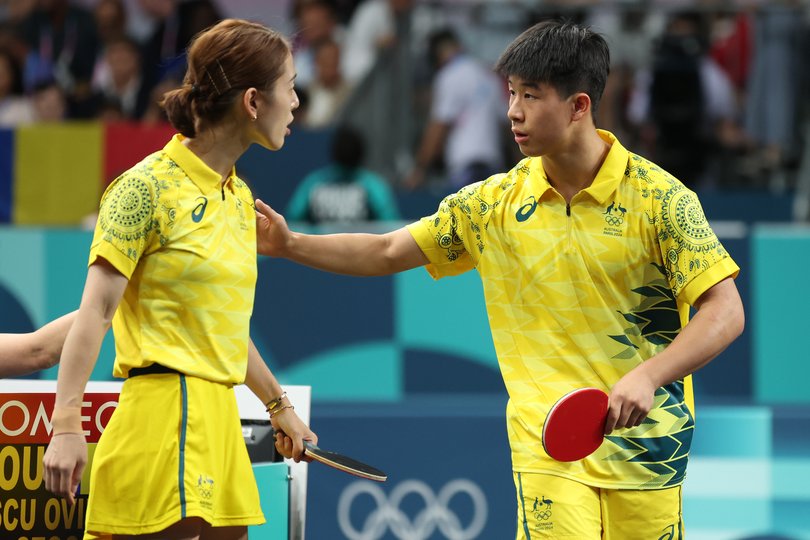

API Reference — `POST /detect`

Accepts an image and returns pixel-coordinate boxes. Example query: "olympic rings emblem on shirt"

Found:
[337,478,488,540]
[604,214,623,226]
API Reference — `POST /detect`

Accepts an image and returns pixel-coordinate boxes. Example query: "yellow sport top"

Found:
[407,131,739,489]
[89,134,257,384]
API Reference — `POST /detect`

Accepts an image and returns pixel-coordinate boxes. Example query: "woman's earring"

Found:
[252,114,257,121]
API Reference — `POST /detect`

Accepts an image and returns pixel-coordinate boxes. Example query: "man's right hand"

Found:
[255,199,292,258]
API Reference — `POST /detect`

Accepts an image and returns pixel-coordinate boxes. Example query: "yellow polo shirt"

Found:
[408,131,739,489]
[89,134,257,384]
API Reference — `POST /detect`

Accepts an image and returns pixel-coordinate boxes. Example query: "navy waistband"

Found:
[128,364,181,378]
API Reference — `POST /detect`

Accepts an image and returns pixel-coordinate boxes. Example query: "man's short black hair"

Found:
[494,19,610,114]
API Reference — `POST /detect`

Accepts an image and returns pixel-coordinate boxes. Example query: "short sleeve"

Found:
[431,69,464,123]
[654,184,739,305]
[88,174,160,278]
[407,182,492,279]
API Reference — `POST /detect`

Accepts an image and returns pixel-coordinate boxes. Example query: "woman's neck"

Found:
[184,124,249,182]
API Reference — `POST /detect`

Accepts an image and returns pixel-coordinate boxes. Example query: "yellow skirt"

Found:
[84,372,264,537]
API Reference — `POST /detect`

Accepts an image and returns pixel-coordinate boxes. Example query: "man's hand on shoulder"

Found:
[255,199,293,258]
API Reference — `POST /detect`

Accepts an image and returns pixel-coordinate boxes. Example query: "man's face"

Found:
[506,76,573,157]
[107,43,140,86]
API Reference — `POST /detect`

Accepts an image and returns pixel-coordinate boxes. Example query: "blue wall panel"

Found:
[753,226,810,404]
[0,129,12,223]
[306,399,515,540]
[692,234,752,402]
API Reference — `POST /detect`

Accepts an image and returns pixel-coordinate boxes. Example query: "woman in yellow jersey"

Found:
[43,19,316,539]
[251,20,745,540]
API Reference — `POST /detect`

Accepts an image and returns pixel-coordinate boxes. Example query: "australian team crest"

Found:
[603,200,627,236]
[532,495,554,531]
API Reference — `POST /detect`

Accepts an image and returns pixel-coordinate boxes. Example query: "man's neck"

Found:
[542,129,611,204]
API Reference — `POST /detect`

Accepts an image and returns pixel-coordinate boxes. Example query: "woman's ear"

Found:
[242,87,259,119]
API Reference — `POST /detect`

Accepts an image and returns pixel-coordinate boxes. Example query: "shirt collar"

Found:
[529,129,628,204]
[163,134,236,192]
[583,130,629,205]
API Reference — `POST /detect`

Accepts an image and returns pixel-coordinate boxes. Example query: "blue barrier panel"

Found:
[0,129,12,223]
[685,405,810,539]
[251,462,289,539]
[252,256,400,400]
[306,397,515,539]
[307,403,810,540]
[692,230,752,402]
[753,225,810,404]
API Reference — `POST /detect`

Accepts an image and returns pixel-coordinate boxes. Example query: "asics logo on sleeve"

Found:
[192,197,208,223]
[516,196,538,222]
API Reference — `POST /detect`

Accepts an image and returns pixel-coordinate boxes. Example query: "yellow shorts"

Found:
[514,472,683,540]
[84,372,264,537]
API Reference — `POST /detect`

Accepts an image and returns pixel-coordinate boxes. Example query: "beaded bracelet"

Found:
[264,391,287,413]
[269,404,294,418]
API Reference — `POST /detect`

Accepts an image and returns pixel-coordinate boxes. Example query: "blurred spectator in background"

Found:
[305,38,351,128]
[585,5,665,145]
[94,0,127,45]
[291,0,343,89]
[31,77,66,121]
[20,0,99,97]
[628,10,742,187]
[743,1,804,189]
[92,36,149,118]
[287,124,400,223]
[405,27,507,191]
[96,94,124,122]
[0,47,35,126]
[0,0,37,24]
[709,7,752,108]
[139,0,221,93]
[139,75,174,124]
[342,0,412,84]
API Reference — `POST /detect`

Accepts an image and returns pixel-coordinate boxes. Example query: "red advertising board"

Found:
[1,383,120,540]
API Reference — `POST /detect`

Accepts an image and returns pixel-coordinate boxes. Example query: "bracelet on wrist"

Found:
[264,391,287,413]
[269,404,294,418]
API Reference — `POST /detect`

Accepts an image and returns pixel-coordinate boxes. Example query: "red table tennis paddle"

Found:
[542,387,609,462]
[303,440,387,482]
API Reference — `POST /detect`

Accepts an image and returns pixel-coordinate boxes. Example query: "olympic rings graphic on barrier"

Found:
[337,478,488,540]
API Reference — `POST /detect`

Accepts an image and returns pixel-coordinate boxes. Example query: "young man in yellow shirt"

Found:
[255,20,744,539]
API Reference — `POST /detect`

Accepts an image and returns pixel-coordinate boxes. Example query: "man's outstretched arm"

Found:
[255,199,428,276]
[0,310,77,378]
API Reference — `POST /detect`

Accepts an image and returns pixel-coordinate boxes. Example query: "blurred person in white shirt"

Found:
[306,38,351,128]
[405,27,507,191]
[342,0,412,84]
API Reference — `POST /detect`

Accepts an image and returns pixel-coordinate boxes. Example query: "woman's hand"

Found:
[43,433,87,505]
[271,408,317,462]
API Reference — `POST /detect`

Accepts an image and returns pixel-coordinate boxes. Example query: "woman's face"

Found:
[255,53,299,151]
